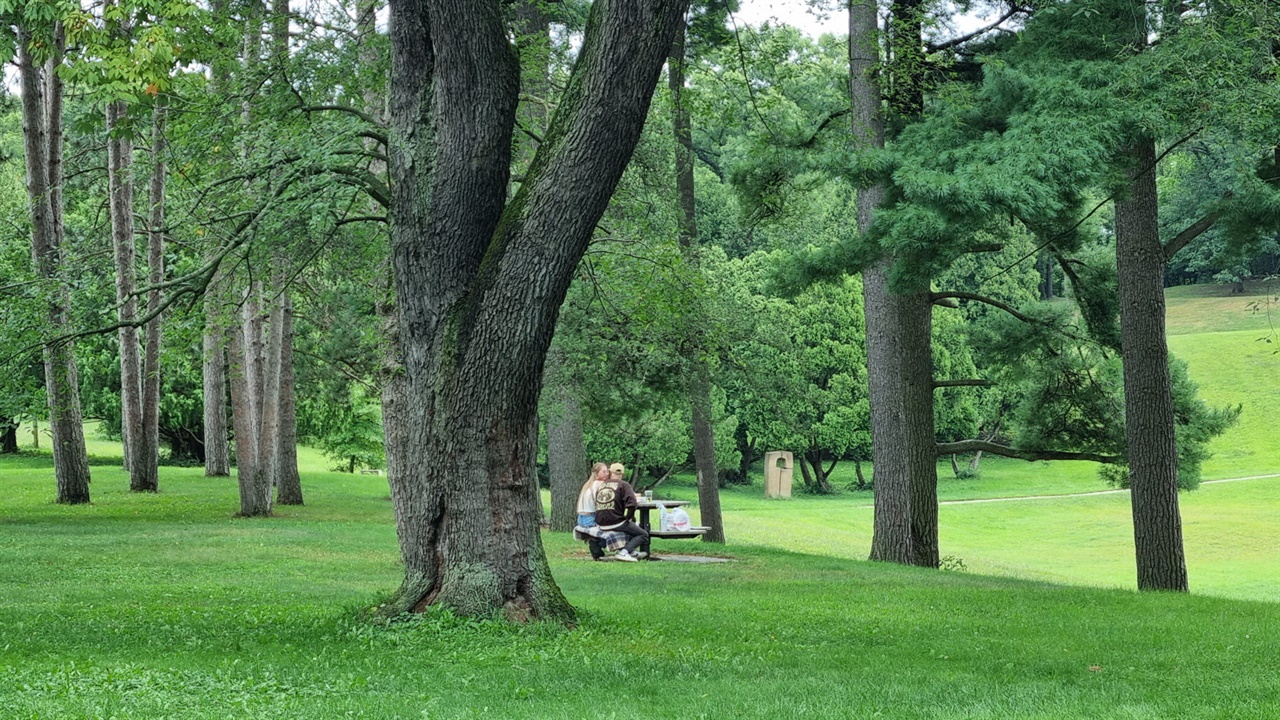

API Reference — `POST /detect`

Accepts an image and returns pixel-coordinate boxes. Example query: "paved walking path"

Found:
[938,473,1280,506]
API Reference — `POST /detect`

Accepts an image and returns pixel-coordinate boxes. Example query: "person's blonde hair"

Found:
[586,462,608,485]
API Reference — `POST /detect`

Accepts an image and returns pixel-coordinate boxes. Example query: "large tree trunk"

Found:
[545,347,587,532]
[386,0,685,621]
[865,268,939,567]
[140,99,167,491]
[275,293,303,505]
[670,23,725,543]
[1115,139,1188,592]
[19,23,91,503]
[853,0,939,568]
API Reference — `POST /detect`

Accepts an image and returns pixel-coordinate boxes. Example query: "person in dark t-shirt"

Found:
[593,463,649,561]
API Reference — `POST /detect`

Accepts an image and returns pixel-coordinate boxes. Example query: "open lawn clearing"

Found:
[1164,281,1279,336]
[2,459,1278,719]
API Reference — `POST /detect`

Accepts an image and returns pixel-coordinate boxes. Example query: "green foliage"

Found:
[714,251,871,466]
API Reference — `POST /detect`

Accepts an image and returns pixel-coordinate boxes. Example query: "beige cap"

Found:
[609,463,625,474]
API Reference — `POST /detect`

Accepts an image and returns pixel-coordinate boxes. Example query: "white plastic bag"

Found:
[666,507,691,532]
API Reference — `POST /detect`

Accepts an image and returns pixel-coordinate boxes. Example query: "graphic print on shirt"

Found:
[594,482,619,508]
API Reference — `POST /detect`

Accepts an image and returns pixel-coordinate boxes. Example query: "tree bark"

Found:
[386,0,686,621]
[230,292,271,516]
[853,0,938,568]
[203,289,231,476]
[275,292,303,505]
[19,23,91,503]
[1039,250,1055,300]
[1,419,18,454]
[545,347,587,532]
[201,2,233,478]
[1115,138,1188,592]
[256,292,286,506]
[140,98,167,492]
[670,22,725,543]
[107,96,147,486]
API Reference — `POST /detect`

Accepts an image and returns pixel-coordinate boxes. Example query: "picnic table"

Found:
[635,498,707,558]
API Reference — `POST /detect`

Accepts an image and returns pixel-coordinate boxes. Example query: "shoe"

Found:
[633,551,648,559]
[615,550,638,562]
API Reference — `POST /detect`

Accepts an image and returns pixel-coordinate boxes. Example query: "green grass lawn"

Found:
[2,458,1278,719]
[2,281,1276,717]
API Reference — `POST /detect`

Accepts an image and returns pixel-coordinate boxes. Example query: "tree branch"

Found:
[933,379,994,388]
[926,6,1026,53]
[692,145,724,180]
[1163,211,1220,261]
[932,291,1036,324]
[935,439,1121,464]
[296,104,384,127]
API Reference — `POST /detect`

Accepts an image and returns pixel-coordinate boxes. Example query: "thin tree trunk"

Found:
[735,422,753,483]
[253,293,285,512]
[690,366,725,539]
[853,458,867,489]
[968,450,982,471]
[797,455,814,491]
[139,98,166,492]
[545,346,587,532]
[275,292,303,504]
[202,1,232,478]
[19,23,91,503]
[203,286,231,476]
[230,294,270,516]
[107,97,147,487]
[1115,138,1188,592]
[385,0,685,621]
[670,22,724,543]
